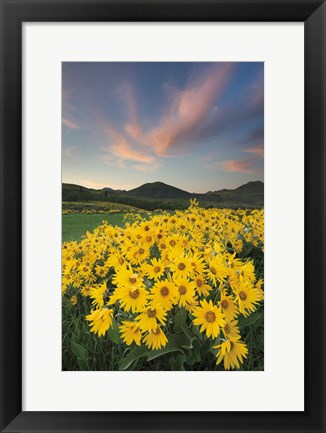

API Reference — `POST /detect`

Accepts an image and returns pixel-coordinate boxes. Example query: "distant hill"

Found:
[128,181,191,199]
[205,181,264,207]
[233,181,264,194]
[62,180,264,210]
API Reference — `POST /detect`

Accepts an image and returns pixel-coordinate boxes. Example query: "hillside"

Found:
[127,181,191,199]
[62,180,264,210]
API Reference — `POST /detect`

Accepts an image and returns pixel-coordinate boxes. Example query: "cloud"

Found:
[118,82,143,140]
[110,139,155,165]
[220,156,261,174]
[62,117,79,129]
[125,123,142,140]
[131,162,161,172]
[244,144,264,156]
[103,124,158,172]
[145,63,233,155]
[62,145,77,159]
[193,70,264,144]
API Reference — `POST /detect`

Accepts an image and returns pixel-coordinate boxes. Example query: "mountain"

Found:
[205,181,264,207]
[127,181,191,199]
[62,180,264,209]
[233,181,264,194]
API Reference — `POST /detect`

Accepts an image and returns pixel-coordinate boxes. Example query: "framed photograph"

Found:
[0,0,325,432]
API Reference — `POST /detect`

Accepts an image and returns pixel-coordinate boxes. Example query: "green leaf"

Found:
[169,353,186,371]
[107,319,121,344]
[238,311,262,329]
[70,340,88,370]
[184,339,202,366]
[169,333,194,350]
[119,345,149,370]
[192,325,204,342]
[147,332,194,361]
[174,308,188,333]
[147,345,183,361]
[71,340,87,359]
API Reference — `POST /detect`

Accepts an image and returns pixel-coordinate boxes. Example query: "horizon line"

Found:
[62,179,264,195]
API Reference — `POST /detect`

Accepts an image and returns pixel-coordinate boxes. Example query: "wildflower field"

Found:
[62,200,264,371]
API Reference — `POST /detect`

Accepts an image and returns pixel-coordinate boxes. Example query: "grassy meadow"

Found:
[62,213,125,242]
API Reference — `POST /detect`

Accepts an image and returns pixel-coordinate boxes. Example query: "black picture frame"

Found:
[0,0,325,432]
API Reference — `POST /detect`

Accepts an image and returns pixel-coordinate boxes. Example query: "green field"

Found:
[62,213,126,242]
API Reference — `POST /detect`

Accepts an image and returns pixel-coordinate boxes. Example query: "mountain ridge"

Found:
[62,180,263,210]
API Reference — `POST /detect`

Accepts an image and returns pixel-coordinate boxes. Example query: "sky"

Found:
[62,62,264,193]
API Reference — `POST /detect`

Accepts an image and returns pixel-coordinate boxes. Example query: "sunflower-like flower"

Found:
[112,264,144,288]
[70,295,78,305]
[219,291,239,320]
[233,282,260,317]
[143,326,168,350]
[143,258,166,281]
[222,319,240,339]
[86,307,113,336]
[173,275,196,307]
[136,304,167,331]
[194,275,212,297]
[214,337,248,370]
[192,299,225,338]
[169,252,192,278]
[149,279,178,310]
[89,282,107,308]
[119,321,142,346]
[109,285,148,313]
[206,256,228,286]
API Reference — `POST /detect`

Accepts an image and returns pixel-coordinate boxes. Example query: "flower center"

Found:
[139,248,145,255]
[178,286,187,295]
[205,311,216,323]
[224,324,231,334]
[129,289,140,299]
[239,291,247,301]
[210,266,217,275]
[178,263,186,270]
[146,236,152,242]
[129,277,137,284]
[196,279,203,287]
[153,327,161,335]
[160,286,169,297]
[147,309,156,318]
[118,258,124,265]
[221,300,229,309]
[144,225,150,232]
[154,266,161,273]
[170,240,176,247]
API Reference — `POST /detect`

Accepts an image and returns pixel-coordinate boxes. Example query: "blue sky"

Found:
[62,62,264,192]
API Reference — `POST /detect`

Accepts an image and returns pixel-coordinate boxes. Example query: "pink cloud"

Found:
[125,123,142,140]
[244,144,264,156]
[62,117,79,129]
[104,125,156,169]
[220,156,259,174]
[145,63,233,155]
[110,139,155,165]
[120,83,143,140]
